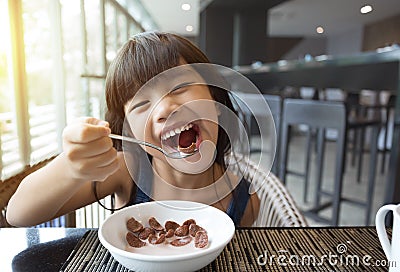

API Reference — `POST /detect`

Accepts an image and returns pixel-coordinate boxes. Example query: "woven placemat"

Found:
[60,227,390,272]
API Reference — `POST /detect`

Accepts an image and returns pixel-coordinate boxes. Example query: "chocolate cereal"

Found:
[125,216,209,249]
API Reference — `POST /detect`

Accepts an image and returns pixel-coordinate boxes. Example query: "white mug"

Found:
[376,204,400,272]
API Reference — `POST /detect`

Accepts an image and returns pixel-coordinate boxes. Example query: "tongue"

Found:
[179,129,197,148]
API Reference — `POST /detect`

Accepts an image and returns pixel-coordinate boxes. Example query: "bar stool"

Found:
[345,92,382,183]
[279,98,379,226]
[358,92,397,174]
[380,94,396,173]
[234,93,282,175]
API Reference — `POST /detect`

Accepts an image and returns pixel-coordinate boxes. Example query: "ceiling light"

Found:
[181,3,191,11]
[360,5,373,14]
[316,26,324,34]
[185,25,194,32]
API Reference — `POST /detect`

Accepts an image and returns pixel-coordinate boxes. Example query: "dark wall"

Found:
[266,37,304,62]
[199,8,234,66]
[363,13,400,51]
[200,0,288,67]
[200,8,269,66]
[233,9,269,66]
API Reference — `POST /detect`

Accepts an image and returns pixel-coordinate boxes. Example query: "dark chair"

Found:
[234,92,282,174]
[345,92,382,182]
[279,98,379,226]
[377,93,396,173]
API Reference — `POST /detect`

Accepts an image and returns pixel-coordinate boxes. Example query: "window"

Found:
[0,0,24,178]
[1,0,146,179]
[1,0,150,227]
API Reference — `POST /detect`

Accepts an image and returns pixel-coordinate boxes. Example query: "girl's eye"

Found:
[170,87,188,95]
[170,82,194,94]
[130,100,150,112]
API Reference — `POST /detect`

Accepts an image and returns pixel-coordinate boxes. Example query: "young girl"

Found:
[6,31,260,227]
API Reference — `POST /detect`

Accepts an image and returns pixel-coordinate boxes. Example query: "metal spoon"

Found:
[109,133,197,159]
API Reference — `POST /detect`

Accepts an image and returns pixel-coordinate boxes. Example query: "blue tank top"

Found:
[130,178,250,227]
[126,154,251,226]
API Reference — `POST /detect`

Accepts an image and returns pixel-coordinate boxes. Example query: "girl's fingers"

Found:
[63,122,111,144]
[65,136,114,160]
[61,117,118,182]
[71,149,119,181]
[91,148,118,168]
[78,116,109,127]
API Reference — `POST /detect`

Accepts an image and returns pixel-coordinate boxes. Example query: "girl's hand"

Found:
[62,117,119,182]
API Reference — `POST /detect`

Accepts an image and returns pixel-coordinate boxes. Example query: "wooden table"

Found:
[0,227,393,272]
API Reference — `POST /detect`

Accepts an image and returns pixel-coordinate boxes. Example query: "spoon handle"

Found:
[108,133,193,159]
[109,134,162,151]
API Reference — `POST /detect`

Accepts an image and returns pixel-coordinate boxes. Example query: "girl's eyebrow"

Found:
[171,81,195,92]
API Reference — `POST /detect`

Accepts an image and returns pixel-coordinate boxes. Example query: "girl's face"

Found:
[124,66,220,169]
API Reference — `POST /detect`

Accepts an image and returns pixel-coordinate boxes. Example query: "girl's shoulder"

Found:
[224,169,260,227]
[224,169,250,187]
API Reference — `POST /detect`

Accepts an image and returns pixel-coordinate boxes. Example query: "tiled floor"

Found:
[250,132,390,227]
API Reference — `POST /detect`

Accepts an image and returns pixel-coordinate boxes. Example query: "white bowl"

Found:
[98,200,235,272]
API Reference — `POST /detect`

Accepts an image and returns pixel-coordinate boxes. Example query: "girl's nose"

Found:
[152,96,180,123]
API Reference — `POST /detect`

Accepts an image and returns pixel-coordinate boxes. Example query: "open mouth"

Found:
[161,123,200,155]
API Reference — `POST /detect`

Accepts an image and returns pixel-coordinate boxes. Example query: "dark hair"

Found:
[105,31,237,167]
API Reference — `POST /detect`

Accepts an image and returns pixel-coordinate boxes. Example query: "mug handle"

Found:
[376,204,396,260]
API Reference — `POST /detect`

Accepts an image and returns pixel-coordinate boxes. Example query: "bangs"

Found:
[106,34,181,117]
[127,33,182,88]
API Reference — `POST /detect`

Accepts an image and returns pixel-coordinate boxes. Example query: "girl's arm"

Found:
[6,117,123,227]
